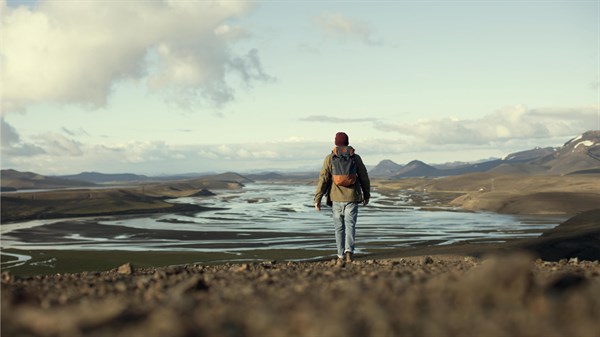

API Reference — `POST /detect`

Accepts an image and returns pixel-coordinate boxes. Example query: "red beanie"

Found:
[335,132,349,146]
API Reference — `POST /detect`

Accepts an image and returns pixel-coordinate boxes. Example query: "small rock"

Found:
[546,273,586,294]
[153,270,167,280]
[135,277,151,289]
[170,276,209,296]
[294,283,308,293]
[259,273,272,282]
[423,256,434,265]
[117,263,133,275]
[236,264,250,272]
[115,282,127,292]
[464,257,476,264]
[165,266,184,275]
[1,272,12,284]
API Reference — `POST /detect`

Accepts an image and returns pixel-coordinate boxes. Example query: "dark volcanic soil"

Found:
[3,253,600,337]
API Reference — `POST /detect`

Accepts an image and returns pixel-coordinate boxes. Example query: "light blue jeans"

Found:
[332,201,358,258]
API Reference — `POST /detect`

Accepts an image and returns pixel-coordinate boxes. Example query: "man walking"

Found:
[314,132,370,264]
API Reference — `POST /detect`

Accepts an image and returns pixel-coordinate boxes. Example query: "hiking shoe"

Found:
[335,257,345,267]
[345,251,353,263]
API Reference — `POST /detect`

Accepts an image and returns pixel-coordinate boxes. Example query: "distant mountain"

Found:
[443,159,503,176]
[371,158,504,178]
[493,131,600,175]
[502,147,557,162]
[486,147,558,175]
[61,171,254,184]
[1,169,96,190]
[245,172,285,181]
[487,163,548,175]
[58,172,150,184]
[391,160,440,178]
[197,172,254,184]
[433,157,500,170]
[372,131,600,178]
[370,160,404,177]
[1,169,259,191]
[5,132,597,186]
[542,130,600,174]
[247,171,318,181]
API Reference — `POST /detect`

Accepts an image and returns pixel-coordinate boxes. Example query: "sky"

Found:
[1,0,599,175]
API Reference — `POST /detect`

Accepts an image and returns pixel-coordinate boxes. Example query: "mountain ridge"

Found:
[371,130,599,178]
[2,131,598,185]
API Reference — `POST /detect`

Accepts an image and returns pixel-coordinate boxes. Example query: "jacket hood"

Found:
[332,146,355,157]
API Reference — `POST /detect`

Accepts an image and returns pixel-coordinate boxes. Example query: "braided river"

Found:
[1,183,565,267]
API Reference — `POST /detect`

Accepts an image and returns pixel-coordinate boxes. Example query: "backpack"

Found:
[331,146,358,187]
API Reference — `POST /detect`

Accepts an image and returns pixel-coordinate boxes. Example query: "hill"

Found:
[1,169,254,191]
[373,172,600,216]
[0,172,246,222]
[197,172,254,184]
[390,160,440,178]
[58,172,150,184]
[370,160,404,177]
[0,169,96,190]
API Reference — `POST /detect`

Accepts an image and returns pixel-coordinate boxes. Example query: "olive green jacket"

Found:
[314,148,371,204]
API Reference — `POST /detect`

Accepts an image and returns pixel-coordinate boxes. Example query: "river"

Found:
[1,182,564,265]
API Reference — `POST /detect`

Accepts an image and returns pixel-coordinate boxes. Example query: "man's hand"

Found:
[315,202,321,211]
[363,198,369,206]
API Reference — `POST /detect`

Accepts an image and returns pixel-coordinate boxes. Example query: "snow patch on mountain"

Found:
[573,140,596,150]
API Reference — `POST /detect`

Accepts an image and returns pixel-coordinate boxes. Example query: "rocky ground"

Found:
[2,175,599,336]
[3,253,600,337]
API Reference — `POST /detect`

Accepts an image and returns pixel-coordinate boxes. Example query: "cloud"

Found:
[228,48,275,86]
[374,105,597,145]
[1,1,269,113]
[61,127,89,137]
[0,118,46,156]
[1,136,329,174]
[198,143,292,161]
[36,133,84,156]
[96,141,185,163]
[314,13,381,45]
[1,118,20,146]
[2,119,84,157]
[3,102,595,174]
[300,115,377,123]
